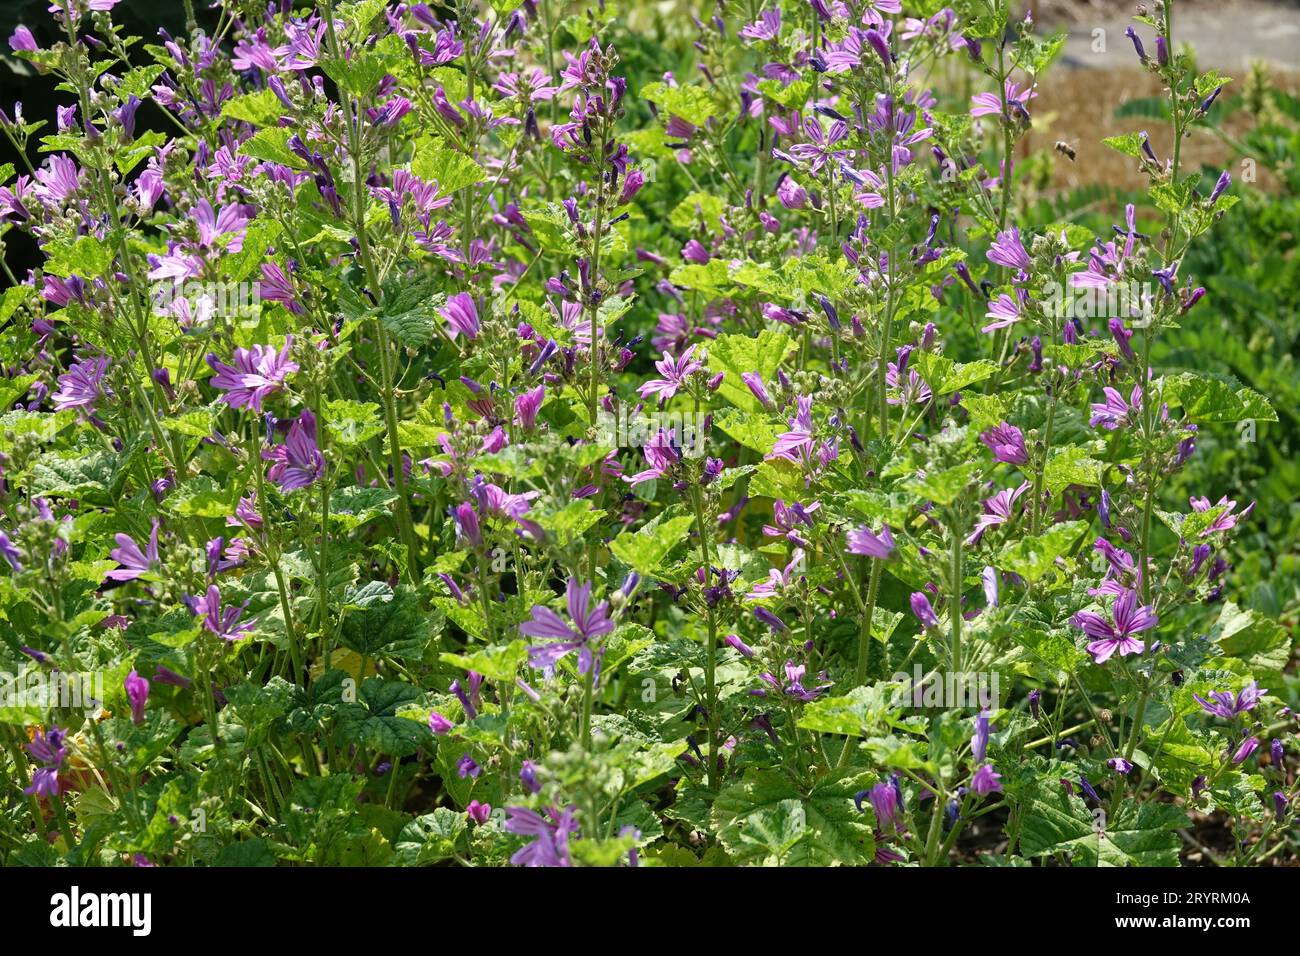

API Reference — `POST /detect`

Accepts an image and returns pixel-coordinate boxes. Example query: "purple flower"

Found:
[776,177,806,209]
[1089,385,1142,431]
[514,385,545,430]
[910,591,940,629]
[428,711,453,734]
[441,292,480,339]
[206,338,298,411]
[193,584,254,642]
[986,227,1031,271]
[1208,170,1231,204]
[757,661,828,702]
[0,531,21,571]
[107,519,161,582]
[741,371,775,409]
[125,669,150,726]
[864,28,892,67]
[739,8,782,42]
[258,262,304,314]
[967,482,1030,545]
[970,81,1037,121]
[519,760,541,794]
[1188,495,1254,536]
[981,293,1022,333]
[1193,681,1265,720]
[972,711,991,762]
[24,727,67,798]
[8,26,37,52]
[1271,738,1284,767]
[263,409,324,491]
[979,422,1028,466]
[1073,589,1157,664]
[451,501,482,547]
[1108,318,1136,361]
[1274,792,1289,822]
[971,764,1002,796]
[724,633,755,657]
[504,805,578,867]
[1107,757,1134,775]
[457,753,481,779]
[845,523,895,559]
[452,672,484,720]
[467,800,492,825]
[1079,774,1101,803]
[52,354,111,415]
[637,345,702,405]
[1125,26,1147,62]
[620,169,645,204]
[624,429,681,487]
[1231,736,1259,765]
[982,565,999,608]
[519,578,613,675]
[868,781,900,830]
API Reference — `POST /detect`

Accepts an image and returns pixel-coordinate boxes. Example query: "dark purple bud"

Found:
[818,294,841,330]
[1140,131,1158,164]
[865,29,891,67]
[1198,85,1223,115]
[1125,26,1147,63]
[1208,170,1230,204]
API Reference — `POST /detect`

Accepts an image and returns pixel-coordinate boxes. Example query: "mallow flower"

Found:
[519,578,613,675]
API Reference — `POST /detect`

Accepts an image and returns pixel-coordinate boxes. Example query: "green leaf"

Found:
[394,809,467,865]
[796,684,900,738]
[535,499,603,545]
[1207,602,1291,683]
[608,514,694,576]
[334,678,433,757]
[711,770,877,866]
[220,89,285,126]
[376,276,445,348]
[339,583,432,656]
[1020,779,1184,866]
[330,485,399,531]
[238,127,306,169]
[325,399,385,447]
[668,260,731,296]
[1162,371,1277,423]
[1044,446,1103,493]
[640,81,722,127]
[441,640,528,683]
[707,330,794,412]
[43,235,112,279]
[996,521,1084,583]
[213,839,278,867]
[903,461,980,508]
[1102,132,1146,158]
[411,139,484,193]
[668,191,725,230]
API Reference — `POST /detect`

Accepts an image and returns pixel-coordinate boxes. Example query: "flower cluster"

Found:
[0,0,1291,871]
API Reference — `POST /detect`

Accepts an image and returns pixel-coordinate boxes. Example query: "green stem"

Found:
[689,485,720,790]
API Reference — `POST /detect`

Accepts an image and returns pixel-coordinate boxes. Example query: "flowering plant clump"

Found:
[0,0,1294,869]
